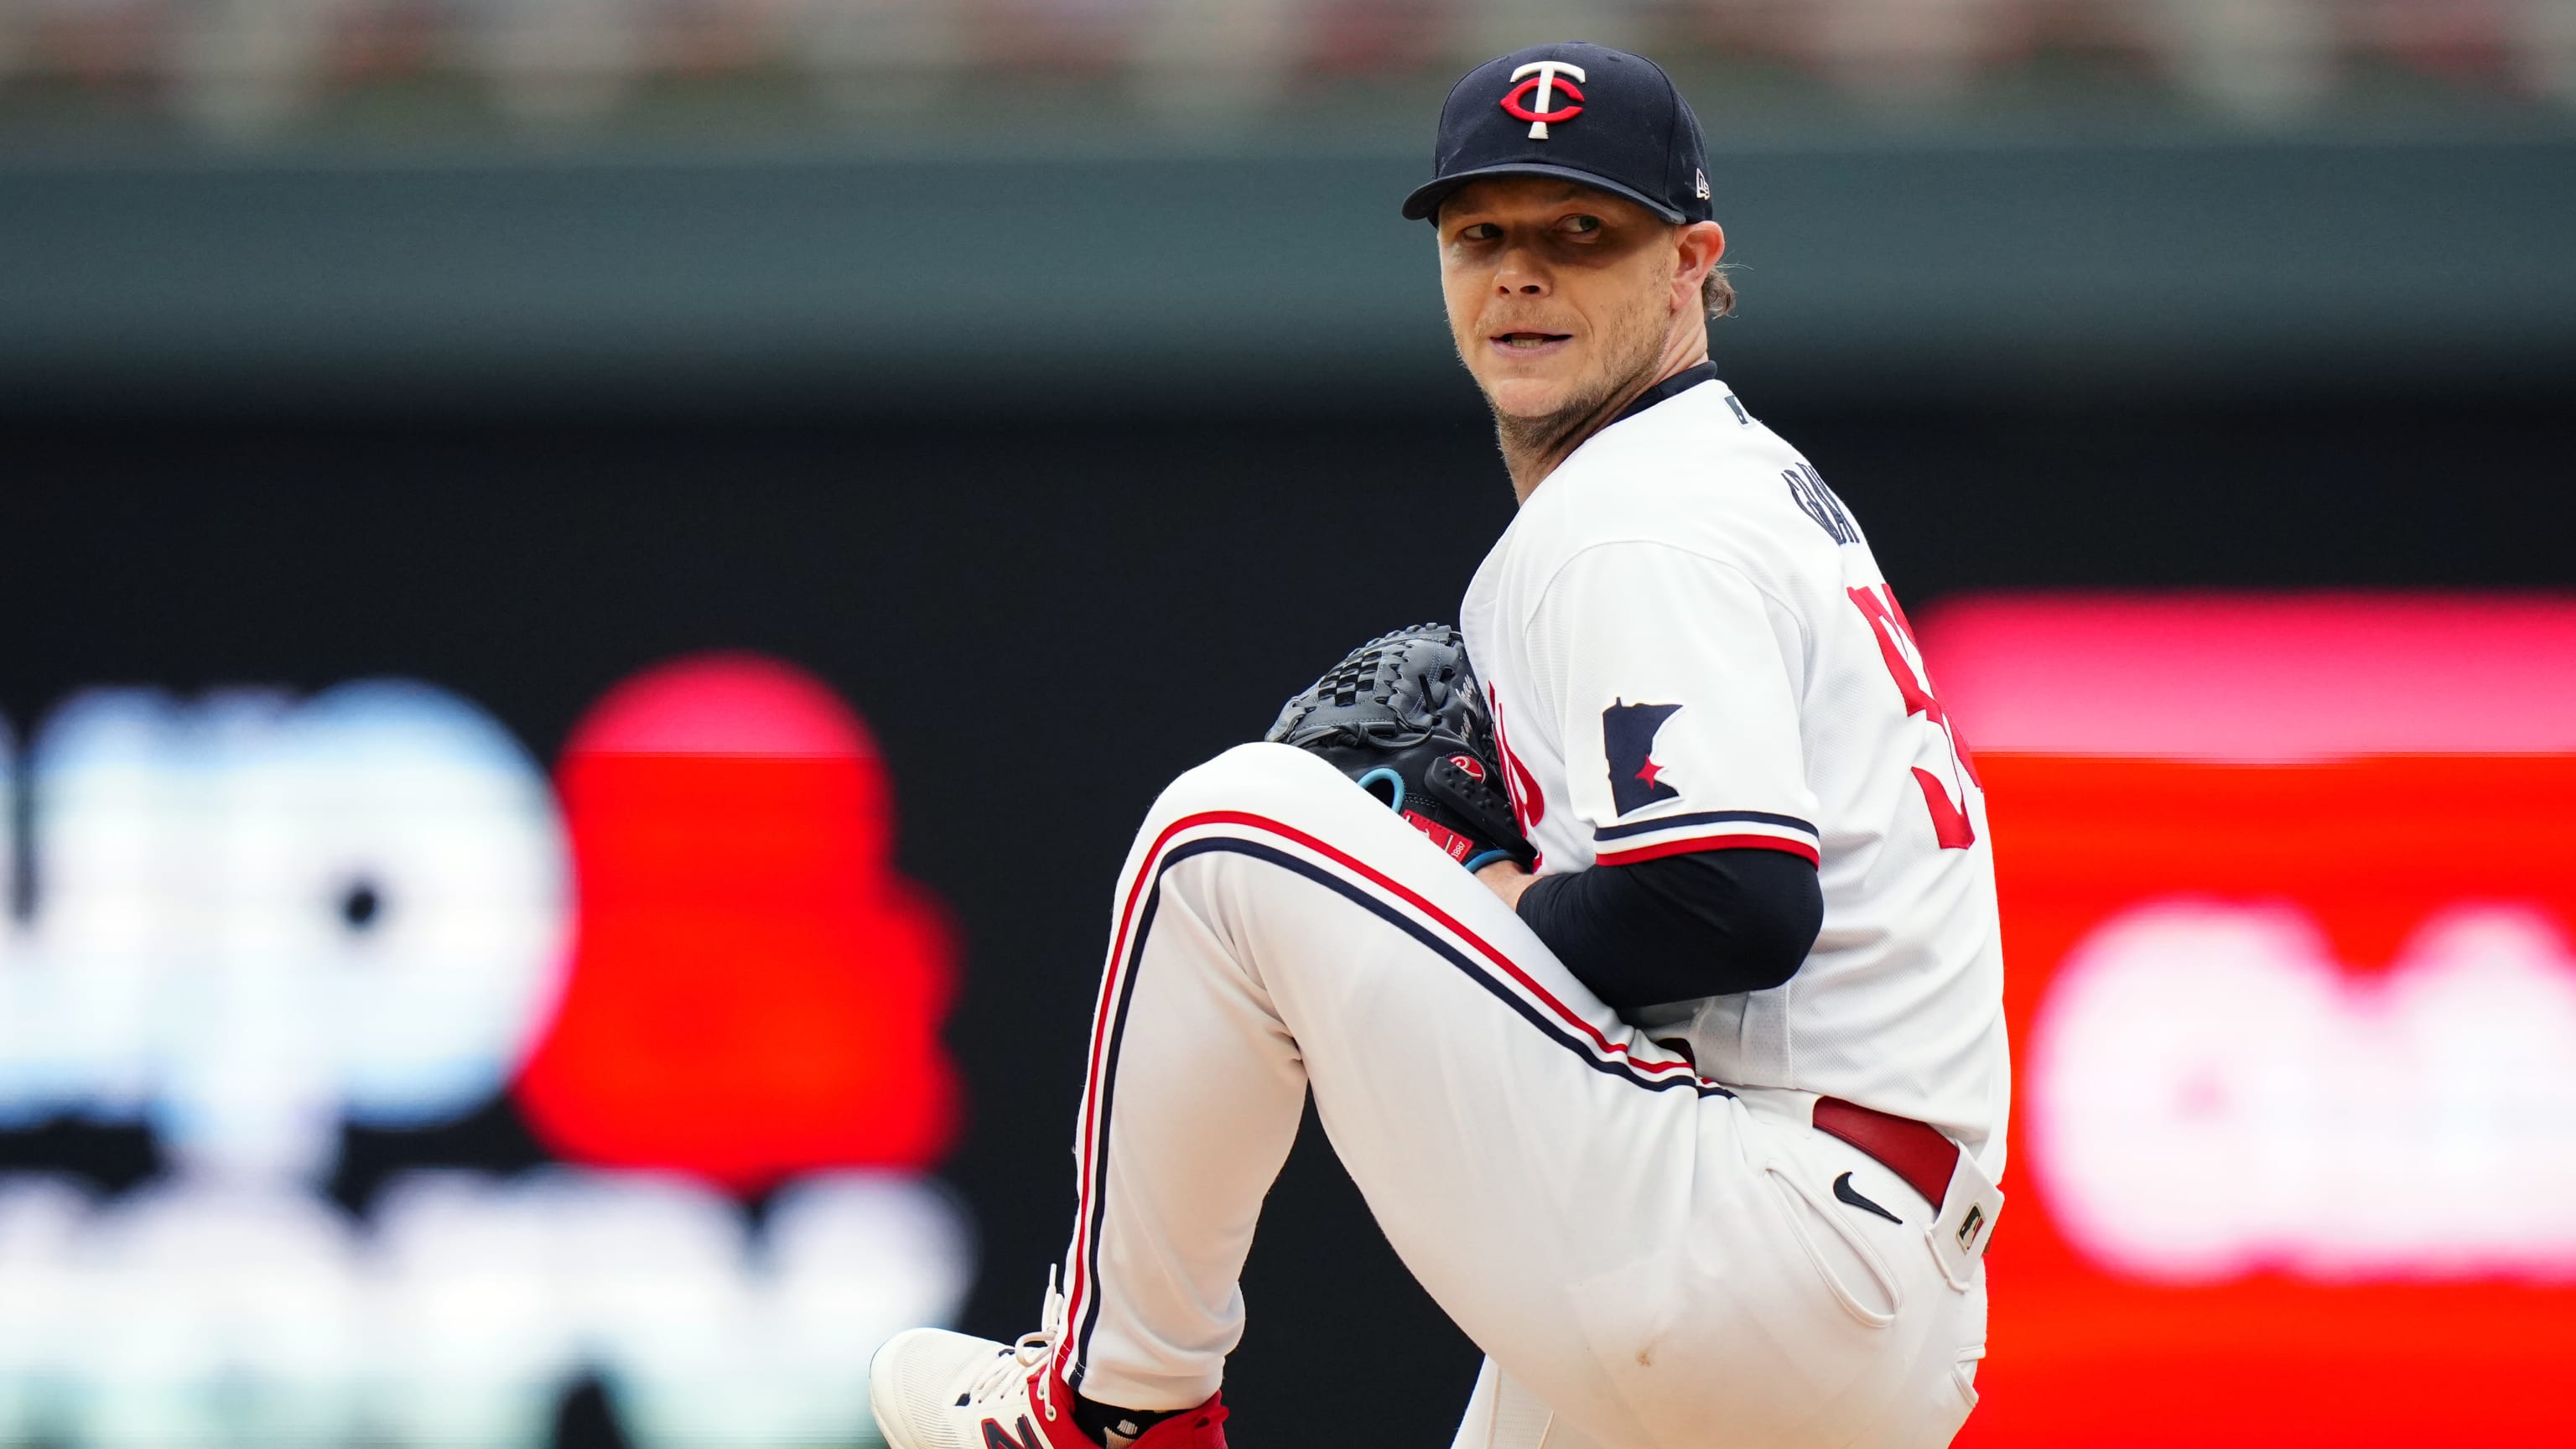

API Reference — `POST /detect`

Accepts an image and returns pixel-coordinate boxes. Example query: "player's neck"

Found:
[1500,329,1710,504]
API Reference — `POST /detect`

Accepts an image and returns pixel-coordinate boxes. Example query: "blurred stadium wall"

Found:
[3,4,2573,1449]
[3,0,2573,403]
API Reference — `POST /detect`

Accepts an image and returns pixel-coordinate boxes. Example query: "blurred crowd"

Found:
[0,0,2569,138]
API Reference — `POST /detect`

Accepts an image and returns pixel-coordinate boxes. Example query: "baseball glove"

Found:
[1265,623,1535,870]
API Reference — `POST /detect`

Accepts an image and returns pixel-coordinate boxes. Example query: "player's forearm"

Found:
[1511,848,1822,1010]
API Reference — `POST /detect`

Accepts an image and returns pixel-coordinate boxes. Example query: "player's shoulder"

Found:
[1522,377,1855,586]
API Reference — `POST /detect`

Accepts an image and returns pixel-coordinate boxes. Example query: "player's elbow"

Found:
[1514,846,1823,1008]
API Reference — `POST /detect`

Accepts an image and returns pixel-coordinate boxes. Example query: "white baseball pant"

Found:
[1053,743,1988,1449]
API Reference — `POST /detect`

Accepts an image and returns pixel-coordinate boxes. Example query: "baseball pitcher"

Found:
[869,42,2007,1449]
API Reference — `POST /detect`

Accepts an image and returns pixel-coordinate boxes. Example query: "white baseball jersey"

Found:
[1459,370,2010,1172]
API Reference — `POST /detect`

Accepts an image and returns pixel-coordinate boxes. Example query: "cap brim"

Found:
[1400,163,1685,225]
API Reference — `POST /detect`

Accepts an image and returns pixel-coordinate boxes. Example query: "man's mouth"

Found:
[1493,330,1572,351]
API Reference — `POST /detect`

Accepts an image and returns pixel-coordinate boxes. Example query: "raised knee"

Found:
[1133,743,1440,883]
[1147,742,1346,828]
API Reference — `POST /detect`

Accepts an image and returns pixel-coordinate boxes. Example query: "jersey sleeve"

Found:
[1527,541,1820,866]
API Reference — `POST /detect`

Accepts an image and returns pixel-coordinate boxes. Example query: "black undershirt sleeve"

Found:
[1512,848,1824,1011]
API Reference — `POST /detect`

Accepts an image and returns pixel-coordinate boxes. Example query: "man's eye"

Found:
[1461,223,1501,242]
[1562,215,1602,235]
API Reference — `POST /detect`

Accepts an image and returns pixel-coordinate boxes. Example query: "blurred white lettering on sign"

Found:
[2030,901,2576,1283]
[0,677,975,1447]
[0,683,571,1180]
[0,1168,971,1449]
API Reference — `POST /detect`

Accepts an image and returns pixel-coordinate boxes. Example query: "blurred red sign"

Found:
[513,654,962,1191]
[1924,595,2576,1448]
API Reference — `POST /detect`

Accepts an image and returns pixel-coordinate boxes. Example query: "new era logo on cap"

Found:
[1403,42,1714,226]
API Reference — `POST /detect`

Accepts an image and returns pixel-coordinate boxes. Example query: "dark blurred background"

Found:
[3,3,2573,1446]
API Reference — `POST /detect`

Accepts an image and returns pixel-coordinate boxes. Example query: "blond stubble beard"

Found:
[1482,271,1675,473]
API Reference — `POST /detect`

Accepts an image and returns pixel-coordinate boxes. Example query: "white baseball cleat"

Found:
[868,1275,1229,1449]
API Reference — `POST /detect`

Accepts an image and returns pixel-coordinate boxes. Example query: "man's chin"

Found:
[1478,377,1585,423]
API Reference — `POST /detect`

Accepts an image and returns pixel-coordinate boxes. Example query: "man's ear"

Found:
[1675,221,1727,299]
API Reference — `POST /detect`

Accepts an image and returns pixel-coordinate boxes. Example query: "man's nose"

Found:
[1494,246,1550,297]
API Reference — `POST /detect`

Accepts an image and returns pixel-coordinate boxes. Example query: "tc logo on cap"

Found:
[1500,60,1586,140]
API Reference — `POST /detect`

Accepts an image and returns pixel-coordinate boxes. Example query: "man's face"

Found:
[1437,177,1683,428]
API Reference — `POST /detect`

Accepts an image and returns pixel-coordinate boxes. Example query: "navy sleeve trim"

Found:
[1594,808,1818,842]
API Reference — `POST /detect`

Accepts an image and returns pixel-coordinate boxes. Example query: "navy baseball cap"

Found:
[1402,42,1712,226]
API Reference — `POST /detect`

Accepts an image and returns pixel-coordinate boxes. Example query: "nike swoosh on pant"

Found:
[1833,1171,1903,1224]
